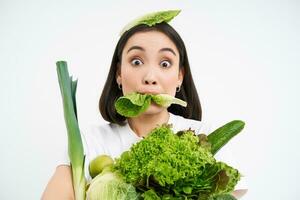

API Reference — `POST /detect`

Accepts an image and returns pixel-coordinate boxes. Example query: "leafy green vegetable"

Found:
[86,168,139,200]
[115,92,187,117]
[56,61,86,200]
[151,93,187,107]
[114,124,241,199]
[143,189,161,200]
[209,194,237,200]
[120,10,181,36]
[115,92,152,117]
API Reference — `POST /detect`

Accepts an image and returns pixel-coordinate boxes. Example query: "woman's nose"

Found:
[142,71,157,85]
[143,79,157,85]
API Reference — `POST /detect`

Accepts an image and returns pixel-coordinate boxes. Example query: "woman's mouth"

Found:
[138,90,160,95]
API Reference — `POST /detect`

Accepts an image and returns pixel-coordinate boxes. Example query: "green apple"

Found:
[89,154,114,178]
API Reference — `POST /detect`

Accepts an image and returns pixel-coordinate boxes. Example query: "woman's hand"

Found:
[232,189,248,199]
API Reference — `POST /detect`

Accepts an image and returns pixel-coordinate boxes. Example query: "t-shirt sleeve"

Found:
[54,124,102,182]
[56,140,70,166]
[81,124,108,182]
[55,128,70,167]
[55,127,90,167]
[58,123,116,182]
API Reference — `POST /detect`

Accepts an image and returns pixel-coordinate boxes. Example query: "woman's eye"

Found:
[131,58,143,66]
[160,60,172,68]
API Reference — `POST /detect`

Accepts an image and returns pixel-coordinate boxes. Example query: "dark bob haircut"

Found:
[99,22,202,125]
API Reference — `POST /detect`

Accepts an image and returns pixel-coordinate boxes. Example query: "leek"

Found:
[56,61,86,200]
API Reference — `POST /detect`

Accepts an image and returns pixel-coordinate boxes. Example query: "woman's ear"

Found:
[178,67,185,85]
[116,62,122,84]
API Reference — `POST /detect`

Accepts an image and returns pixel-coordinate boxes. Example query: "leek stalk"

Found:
[56,61,86,200]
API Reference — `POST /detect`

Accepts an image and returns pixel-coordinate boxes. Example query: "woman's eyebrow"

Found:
[127,46,145,54]
[127,45,177,56]
[159,47,176,56]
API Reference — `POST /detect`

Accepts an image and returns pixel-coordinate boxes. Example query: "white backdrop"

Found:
[1,0,299,199]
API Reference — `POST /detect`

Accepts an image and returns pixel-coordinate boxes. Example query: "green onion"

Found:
[56,61,86,200]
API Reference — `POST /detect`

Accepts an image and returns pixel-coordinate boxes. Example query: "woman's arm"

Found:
[232,189,248,199]
[41,165,75,200]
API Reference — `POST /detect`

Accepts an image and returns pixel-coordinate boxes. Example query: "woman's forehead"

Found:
[123,30,178,53]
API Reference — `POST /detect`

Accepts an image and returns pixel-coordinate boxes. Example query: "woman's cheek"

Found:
[161,77,178,95]
[121,71,140,94]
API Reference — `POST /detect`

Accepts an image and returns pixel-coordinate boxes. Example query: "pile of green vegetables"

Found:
[56,61,245,200]
[86,121,244,200]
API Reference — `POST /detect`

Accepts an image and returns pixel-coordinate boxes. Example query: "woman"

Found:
[42,11,247,199]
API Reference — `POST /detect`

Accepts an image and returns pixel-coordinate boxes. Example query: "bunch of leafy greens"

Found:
[115,92,187,117]
[56,61,244,200]
[113,124,241,200]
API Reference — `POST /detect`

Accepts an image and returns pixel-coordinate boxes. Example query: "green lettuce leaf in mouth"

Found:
[115,92,187,117]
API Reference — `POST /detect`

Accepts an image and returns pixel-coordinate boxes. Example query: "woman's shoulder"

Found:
[80,121,129,163]
[79,122,122,154]
[169,113,213,135]
[81,121,122,141]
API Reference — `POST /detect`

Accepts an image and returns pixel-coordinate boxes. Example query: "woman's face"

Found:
[116,30,184,114]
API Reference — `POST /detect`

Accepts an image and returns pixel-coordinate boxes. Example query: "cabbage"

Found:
[86,168,139,200]
[120,10,181,36]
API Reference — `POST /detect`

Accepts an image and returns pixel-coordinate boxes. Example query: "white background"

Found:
[1,0,299,199]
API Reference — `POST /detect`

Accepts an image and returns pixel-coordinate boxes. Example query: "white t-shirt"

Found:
[58,112,247,189]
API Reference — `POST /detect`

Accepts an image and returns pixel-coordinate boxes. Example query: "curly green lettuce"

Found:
[114,124,241,199]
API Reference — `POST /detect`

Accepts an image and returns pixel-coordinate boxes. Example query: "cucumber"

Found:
[207,120,245,155]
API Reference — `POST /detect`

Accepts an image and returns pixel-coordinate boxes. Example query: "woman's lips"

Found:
[138,90,160,95]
